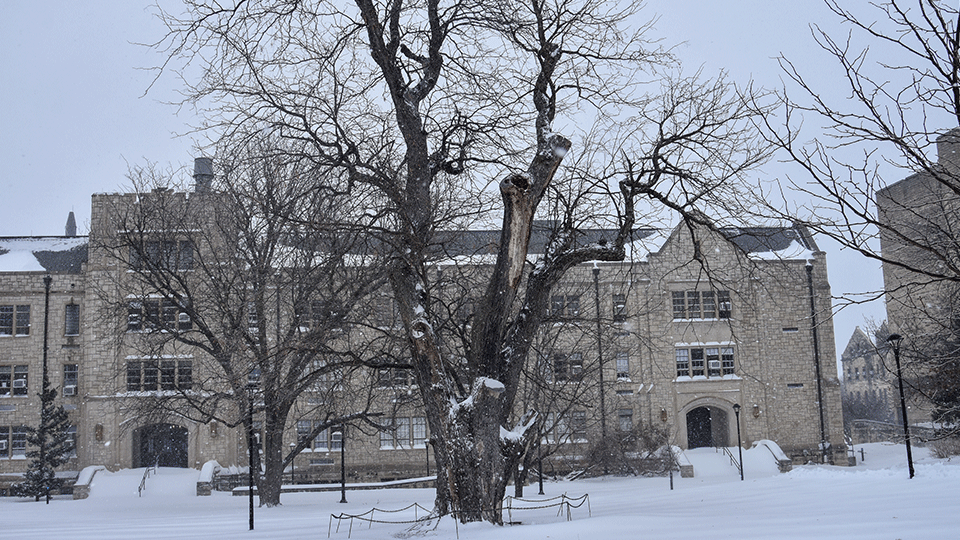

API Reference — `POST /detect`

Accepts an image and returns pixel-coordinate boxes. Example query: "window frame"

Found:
[672,290,732,320]
[125,358,193,392]
[675,345,736,379]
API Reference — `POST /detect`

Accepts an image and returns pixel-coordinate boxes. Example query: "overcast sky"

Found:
[0,1,893,363]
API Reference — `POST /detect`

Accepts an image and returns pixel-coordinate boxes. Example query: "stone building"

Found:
[0,166,849,493]
[840,327,898,442]
[877,128,960,427]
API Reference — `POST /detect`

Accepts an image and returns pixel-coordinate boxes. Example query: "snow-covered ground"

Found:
[3,442,958,539]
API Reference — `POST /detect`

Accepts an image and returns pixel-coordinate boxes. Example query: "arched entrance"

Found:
[685,406,730,448]
[133,423,188,468]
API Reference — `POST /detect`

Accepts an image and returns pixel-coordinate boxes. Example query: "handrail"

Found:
[138,462,158,497]
[718,446,742,477]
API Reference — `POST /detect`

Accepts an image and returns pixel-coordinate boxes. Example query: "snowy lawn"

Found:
[2,442,957,539]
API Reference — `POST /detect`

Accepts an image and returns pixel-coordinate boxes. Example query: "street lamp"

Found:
[886,333,915,479]
[592,266,608,475]
[290,443,296,484]
[732,403,744,481]
[338,426,347,503]
[246,382,257,530]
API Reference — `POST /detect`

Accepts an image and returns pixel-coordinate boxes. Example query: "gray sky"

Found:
[0,0,889,364]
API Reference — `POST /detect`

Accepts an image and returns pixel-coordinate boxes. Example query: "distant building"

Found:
[877,128,960,427]
[0,162,849,493]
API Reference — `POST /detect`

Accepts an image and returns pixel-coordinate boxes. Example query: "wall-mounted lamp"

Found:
[210,421,218,438]
[660,408,668,422]
[753,404,760,418]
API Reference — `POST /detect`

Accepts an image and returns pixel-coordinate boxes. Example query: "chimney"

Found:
[936,128,960,173]
[65,211,77,237]
[193,157,214,193]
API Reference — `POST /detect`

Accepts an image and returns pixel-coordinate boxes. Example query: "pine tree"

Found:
[13,380,73,502]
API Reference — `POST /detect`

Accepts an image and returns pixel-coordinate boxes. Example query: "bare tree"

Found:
[93,140,387,506]
[155,0,772,523]
[761,0,959,286]
[760,0,959,433]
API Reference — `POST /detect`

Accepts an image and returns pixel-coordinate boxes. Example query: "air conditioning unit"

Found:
[12,379,26,389]
[0,440,7,451]
[63,385,77,396]
[708,360,722,370]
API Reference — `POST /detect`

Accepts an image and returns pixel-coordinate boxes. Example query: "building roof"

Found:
[0,237,89,274]
[430,223,817,260]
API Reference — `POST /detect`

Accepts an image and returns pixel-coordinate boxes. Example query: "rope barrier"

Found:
[327,493,590,538]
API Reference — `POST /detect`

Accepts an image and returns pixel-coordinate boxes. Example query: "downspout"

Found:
[806,261,828,464]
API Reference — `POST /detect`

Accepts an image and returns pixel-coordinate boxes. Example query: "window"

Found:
[550,295,580,318]
[330,429,343,451]
[0,305,31,336]
[247,302,259,334]
[127,299,191,332]
[64,304,80,336]
[0,306,11,335]
[718,291,732,319]
[676,349,690,377]
[571,411,587,442]
[15,305,29,335]
[312,359,343,391]
[374,296,397,328]
[0,365,28,396]
[675,346,735,379]
[11,426,27,458]
[130,240,194,271]
[615,352,630,380]
[396,417,411,449]
[126,359,192,391]
[63,363,78,396]
[672,290,731,320]
[550,296,565,317]
[412,417,427,447]
[376,367,412,388]
[296,299,338,329]
[379,419,395,449]
[66,426,77,458]
[612,294,627,322]
[617,409,634,432]
[553,353,583,382]
[302,424,342,452]
[0,426,28,458]
[379,416,427,449]
[297,420,313,447]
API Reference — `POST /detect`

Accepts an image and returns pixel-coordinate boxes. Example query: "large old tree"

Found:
[157,0,772,523]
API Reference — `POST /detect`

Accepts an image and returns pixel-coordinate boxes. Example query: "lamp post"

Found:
[733,403,743,481]
[246,382,257,530]
[592,266,608,474]
[537,439,545,495]
[887,333,915,479]
[290,443,296,485]
[338,426,347,503]
[41,276,52,504]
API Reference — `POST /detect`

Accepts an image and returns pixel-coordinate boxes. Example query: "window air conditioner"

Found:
[12,379,26,389]
[708,360,722,370]
[0,440,7,451]
[63,385,77,396]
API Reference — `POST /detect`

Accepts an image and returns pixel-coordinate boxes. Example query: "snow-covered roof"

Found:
[0,236,88,273]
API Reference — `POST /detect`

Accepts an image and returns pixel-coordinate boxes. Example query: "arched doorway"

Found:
[685,406,730,448]
[133,423,188,468]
